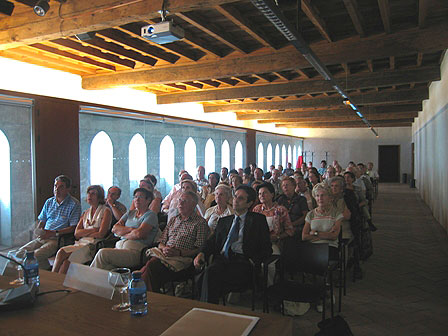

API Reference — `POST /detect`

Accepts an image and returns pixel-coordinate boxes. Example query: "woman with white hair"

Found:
[302,183,343,260]
[204,183,234,232]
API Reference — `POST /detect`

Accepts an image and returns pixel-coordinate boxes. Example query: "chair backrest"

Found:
[282,240,329,277]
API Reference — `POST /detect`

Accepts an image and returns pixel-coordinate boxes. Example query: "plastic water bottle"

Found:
[129,271,147,317]
[23,251,40,287]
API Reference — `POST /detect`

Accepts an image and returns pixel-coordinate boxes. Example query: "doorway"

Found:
[378,145,400,182]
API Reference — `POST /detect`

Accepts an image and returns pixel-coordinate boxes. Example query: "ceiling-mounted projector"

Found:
[141,21,184,44]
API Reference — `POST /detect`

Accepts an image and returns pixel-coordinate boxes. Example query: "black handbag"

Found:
[315,315,354,336]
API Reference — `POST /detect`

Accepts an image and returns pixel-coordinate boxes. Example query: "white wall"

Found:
[303,127,412,176]
[412,50,448,232]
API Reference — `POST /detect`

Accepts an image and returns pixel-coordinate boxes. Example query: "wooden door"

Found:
[378,145,400,182]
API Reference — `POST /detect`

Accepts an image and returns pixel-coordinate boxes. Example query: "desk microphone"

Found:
[0,253,38,311]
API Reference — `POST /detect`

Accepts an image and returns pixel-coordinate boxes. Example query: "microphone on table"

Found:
[0,253,38,311]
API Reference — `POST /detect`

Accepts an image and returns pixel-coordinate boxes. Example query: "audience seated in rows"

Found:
[90,188,159,270]
[140,191,209,293]
[53,185,112,274]
[19,175,81,269]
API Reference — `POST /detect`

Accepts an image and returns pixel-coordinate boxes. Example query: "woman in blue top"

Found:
[90,188,159,270]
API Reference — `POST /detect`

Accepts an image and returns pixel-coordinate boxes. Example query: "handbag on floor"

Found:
[315,315,354,336]
[359,227,373,261]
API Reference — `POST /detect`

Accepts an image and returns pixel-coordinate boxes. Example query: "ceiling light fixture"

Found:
[33,0,49,16]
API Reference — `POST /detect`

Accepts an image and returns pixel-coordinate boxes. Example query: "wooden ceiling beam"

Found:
[257,112,418,123]
[96,29,180,64]
[301,0,332,42]
[29,43,116,71]
[0,0,240,50]
[82,22,448,89]
[83,36,157,66]
[377,0,391,33]
[342,0,365,37]
[117,24,203,61]
[275,121,413,128]
[215,4,276,49]
[176,11,247,54]
[0,46,95,75]
[236,104,422,120]
[203,88,428,112]
[52,38,135,68]
[156,66,439,104]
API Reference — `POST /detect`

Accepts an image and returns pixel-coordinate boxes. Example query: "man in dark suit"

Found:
[194,185,272,303]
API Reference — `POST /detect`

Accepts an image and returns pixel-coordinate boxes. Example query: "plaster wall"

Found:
[302,127,412,175]
[412,50,448,232]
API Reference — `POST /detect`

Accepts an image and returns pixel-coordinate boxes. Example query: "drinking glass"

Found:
[7,250,24,285]
[108,267,131,312]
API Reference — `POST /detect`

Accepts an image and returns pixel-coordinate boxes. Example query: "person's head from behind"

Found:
[133,188,154,210]
[233,185,256,214]
[178,191,198,217]
[139,179,154,192]
[144,174,157,187]
[86,185,105,206]
[54,175,71,199]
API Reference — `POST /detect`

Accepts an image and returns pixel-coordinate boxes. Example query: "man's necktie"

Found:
[223,216,241,258]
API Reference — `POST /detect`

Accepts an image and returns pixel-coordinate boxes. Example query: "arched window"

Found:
[221,140,230,170]
[129,133,147,192]
[205,138,215,175]
[235,141,243,170]
[0,130,11,236]
[159,135,175,197]
[288,145,292,166]
[184,137,197,176]
[90,131,113,191]
[282,144,286,167]
[257,143,264,171]
[266,143,273,169]
[274,144,280,166]
[293,145,297,168]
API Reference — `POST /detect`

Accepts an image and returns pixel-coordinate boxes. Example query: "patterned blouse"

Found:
[252,203,295,237]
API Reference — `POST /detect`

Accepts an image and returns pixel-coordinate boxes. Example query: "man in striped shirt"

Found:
[19,175,81,269]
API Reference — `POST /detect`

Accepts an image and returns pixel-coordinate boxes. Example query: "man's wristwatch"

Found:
[313,231,318,236]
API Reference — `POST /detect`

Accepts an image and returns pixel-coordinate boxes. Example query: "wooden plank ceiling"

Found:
[1,0,447,128]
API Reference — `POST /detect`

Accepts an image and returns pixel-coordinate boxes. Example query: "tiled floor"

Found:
[233,183,448,335]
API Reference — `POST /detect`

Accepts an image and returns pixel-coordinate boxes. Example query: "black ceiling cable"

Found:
[251,0,379,137]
